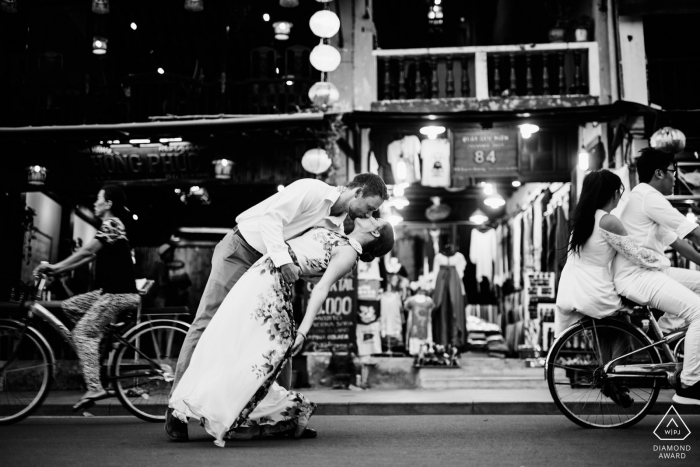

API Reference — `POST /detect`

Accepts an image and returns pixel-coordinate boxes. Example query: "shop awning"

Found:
[0,112,326,140]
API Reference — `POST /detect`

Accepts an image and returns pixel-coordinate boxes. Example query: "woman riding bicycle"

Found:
[34,185,139,409]
[555,170,668,335]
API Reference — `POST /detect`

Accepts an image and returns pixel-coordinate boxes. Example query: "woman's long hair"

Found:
[568,169,622,255]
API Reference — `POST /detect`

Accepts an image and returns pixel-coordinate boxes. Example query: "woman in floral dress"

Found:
[169,217,394,447]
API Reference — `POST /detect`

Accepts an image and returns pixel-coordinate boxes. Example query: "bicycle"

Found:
[0,274,190,425]
[545,302,688,428]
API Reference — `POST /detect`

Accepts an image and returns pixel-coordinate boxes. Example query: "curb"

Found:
[31,402,700,417]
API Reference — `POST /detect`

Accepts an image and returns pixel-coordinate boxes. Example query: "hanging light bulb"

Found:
[483,183,493,195]
[578,146,590,171]
[301,148,332,174]
[390,196,410,210]
[309,10,341,38]
[484,186,506,209]
[388,208,404,226]
[519,124,539,139]
[393,182,409,197]
[419,126,446,139]
[469,209,489,225]
[309,43,341,72]
[396,158,408,182]
[512,180,521,187]
[273,21,293,40]
[92,36,108,55]
[92,0,109,14]
[184,0,203,12]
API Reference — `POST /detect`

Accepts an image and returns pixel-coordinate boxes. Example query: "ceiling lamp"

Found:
[27,165,47,185]
[483,183,493,195]
[578,146,590,171]
[309,10,341,38]
[280,0,299,6]
[512,180,521,187]
[1,0,17,13]
[273,21,293,40]
[469,209,489,225]
[650,127,686,155]
[310,43,341,72]
[184,0,203,12]
[301,148,332,174]
[484,189,506,209]
[92,36,108,55]
[308,81,340,109]
[390,196,410,210]
[213,159,233,179]
[519,124,539,139]
[420,126,446,139]
[92,0,109,14]
[425,196,451,221]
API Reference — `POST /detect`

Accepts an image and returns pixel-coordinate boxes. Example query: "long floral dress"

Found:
[169,227,361,447]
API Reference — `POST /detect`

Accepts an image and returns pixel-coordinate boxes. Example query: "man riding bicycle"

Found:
[612,147,700,405]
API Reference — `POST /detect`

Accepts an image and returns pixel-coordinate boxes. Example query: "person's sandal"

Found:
[164,408,189,442]
[72,390,111,412]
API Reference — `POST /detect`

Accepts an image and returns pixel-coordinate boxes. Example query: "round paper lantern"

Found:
[650,127,686,155]
[280,0,299,7]
[302,148,332,174]
[309,10,340,38]
[308,81,340,108]
[309,44,341,72]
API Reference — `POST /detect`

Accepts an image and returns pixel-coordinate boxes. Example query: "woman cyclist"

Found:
[35,185,139,409]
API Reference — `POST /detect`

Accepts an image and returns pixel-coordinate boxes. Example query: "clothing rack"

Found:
[491,182,570,227]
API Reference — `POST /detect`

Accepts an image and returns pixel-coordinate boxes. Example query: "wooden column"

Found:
[525,54,533,96]
[398,56,407,99]
[557,52,565,95]
[382,57,391,100]
[461,57,470,97]
[430,57,439,98]
[542,53,550,95]
[414,58,423,98]
[446,55,455,97]
[509,52,517,95]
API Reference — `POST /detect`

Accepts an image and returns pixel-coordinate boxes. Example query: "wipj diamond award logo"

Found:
[654,406,691,441]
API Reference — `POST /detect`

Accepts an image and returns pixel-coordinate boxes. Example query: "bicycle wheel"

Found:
[111,319,189,422]
[546,317,662,429]
[0,320,54,425]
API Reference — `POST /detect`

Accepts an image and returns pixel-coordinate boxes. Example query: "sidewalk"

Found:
[30,388,700,417]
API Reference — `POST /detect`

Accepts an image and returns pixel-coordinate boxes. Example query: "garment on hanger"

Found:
[387,136,421,184]
[511,213,523,288]
[469,227,497,284]
[431,266,467,347]
[369,150,379,175]
[523,207,534,271]
[356,322,382,356]
[420,138,451,187]
[380,291,403,341]
[433,251,467,294]
[405,294,435,355]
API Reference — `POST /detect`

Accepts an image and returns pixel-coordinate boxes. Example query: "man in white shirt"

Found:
[165,174,388,441]
[612,148,700,406]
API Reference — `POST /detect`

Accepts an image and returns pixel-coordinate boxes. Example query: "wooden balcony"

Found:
[372,42,600,113]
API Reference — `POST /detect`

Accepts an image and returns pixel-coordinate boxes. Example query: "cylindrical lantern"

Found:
[309,10,340,38]
[0,0,17,13]
[301,148,332,174]
[273,21,293,40]
[650,127,686,155]
[28,166,47,186]
[280,0,299,7]
[212,159,233,180]
[308,81,340,108]
[309,44,341,72]
[91,0,109,14]
[184,0,203,12]
[92,36,108,55]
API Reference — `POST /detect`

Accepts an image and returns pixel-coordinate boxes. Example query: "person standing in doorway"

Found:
[165,174,388,441]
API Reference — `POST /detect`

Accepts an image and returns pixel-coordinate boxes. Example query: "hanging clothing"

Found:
[511,213,522,288]
[431,266,467,347]
[356,322,382,356]
[387,136,421,184]
[494,225,505,287]
[469,228,497,284]
[420,138,451,187]
[380,291,404,341]
[433,251,467,295]
[405,295,435,355]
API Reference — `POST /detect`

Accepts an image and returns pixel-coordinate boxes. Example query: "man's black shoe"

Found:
[270,427,318,439]
[164,408,189,442]
[673,381,700,406]
[601,383,634,408]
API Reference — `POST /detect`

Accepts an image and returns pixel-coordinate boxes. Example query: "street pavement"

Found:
[2,414,699,467]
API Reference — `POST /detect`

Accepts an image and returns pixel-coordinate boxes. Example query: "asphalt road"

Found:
[2,415,699,467]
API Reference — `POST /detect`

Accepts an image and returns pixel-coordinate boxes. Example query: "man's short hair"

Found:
[347,173,389,200]
[636,147,676,184]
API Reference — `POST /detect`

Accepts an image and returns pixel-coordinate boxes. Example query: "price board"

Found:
[301,270,357,353]
[452,128,518,184]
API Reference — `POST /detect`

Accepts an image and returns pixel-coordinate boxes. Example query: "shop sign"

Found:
[452,128,518,184]
[75,143,211,181]
[302,270,357,353]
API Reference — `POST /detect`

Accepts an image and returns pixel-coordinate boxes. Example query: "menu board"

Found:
[302,270,357,353]
[452,128,518,184]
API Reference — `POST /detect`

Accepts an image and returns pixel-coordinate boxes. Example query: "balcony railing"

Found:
[373,42,600,111]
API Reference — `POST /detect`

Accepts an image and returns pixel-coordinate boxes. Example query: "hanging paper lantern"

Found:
[273,21,293,40]
[184,0,203,12]
[308,81,340,108]
[0,0,17,13]
[280,0,299,7]
[301,148,332,174]
[92,36,108,55]
[91,0,109,14]
[309,44,341,72]
[309,10,340,38]
[212,159,233,180]
[650,127,686,155]
[27,166,47,185]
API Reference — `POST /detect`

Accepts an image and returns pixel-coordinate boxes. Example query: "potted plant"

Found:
[545,0,572,43]
[573,15,593,42]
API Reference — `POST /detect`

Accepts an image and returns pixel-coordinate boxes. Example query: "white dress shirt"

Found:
[235,179,346,268]
[612,183,696,278]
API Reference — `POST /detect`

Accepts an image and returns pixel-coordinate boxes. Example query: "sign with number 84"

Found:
[474,150,497,164]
